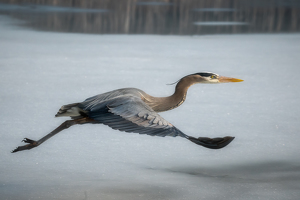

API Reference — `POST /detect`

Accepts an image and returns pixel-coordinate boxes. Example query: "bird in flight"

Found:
[12,72,243,153]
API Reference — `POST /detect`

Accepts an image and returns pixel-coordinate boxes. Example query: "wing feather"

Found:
[79,95,187,138]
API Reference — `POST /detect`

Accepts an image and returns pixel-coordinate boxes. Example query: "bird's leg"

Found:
[187,136,235,149]
[12,117,97,153]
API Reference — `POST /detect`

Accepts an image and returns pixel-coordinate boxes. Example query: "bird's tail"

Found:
[55,103,82,117]
[187,136,235,149]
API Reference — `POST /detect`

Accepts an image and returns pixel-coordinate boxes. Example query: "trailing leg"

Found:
[12,118,97,153]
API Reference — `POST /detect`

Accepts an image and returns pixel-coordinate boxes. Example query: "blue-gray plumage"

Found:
[12,72,243,153]
[80,94,186,138]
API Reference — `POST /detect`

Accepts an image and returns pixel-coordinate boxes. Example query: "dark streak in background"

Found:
[0,0,299,35]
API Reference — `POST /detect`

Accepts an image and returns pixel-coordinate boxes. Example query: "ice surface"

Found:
[193,8,236,12]
[0,15,300,200]
[193,21,248,26]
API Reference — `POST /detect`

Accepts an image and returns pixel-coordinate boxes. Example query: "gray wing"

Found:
[79,95,188,138]
[82,88,144,108]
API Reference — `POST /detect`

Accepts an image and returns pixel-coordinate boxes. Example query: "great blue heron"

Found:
[12,72,243,153]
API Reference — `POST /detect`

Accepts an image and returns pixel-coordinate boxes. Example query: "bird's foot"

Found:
[188,136,235,149]
[11,138,39,153]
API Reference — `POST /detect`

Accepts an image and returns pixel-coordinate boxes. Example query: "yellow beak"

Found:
[219,76,244,83]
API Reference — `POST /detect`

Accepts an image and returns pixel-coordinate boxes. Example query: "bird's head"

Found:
[191,72,243,84]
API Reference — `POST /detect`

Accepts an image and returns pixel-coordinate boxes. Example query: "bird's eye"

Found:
[210,75,216,79]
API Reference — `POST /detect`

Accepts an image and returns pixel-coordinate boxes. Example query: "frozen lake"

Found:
[0,15,300,200]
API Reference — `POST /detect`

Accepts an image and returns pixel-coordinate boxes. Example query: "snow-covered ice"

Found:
[0,15,300,200]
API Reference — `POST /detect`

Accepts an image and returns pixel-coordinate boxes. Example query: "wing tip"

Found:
[187,136,235,149]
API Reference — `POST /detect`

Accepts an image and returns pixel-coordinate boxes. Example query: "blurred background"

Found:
[0,0,299,35]
[1,1,300,200]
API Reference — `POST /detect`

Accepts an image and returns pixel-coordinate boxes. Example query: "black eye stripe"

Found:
[195,72,216,77]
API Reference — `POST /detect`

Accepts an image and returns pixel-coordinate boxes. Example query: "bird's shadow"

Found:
[142,160,300,186]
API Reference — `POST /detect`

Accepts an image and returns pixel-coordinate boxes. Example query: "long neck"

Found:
[143,75,197,112]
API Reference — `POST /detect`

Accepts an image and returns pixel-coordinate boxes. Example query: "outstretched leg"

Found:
[12,117,97,153]
[187,136,235,149]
